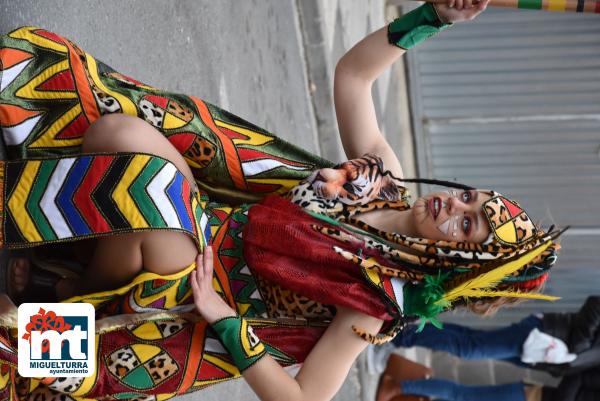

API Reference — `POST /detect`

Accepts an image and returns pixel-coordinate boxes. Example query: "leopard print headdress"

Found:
[482,191,537,246]
[288,155,565,342]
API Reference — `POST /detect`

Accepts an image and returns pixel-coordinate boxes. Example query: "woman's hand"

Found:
[190,246,237,324]
[434,0,490,23]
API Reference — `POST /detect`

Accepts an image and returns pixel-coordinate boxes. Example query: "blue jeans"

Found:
[393,314,542,364]
[401,379,525,401]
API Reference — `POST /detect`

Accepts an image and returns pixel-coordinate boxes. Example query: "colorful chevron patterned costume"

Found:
[0,26,562,401]
[0,26,413,400]
[0,26,341,400]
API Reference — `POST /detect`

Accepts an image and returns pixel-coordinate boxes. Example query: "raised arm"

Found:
[334,0,489,178]
[190,248,383,401]
[334,26,406,178]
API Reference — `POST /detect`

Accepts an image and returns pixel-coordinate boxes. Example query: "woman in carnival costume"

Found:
[0,0,564,400]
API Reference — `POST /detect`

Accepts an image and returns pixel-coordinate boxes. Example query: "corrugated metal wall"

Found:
[406,7,600,326]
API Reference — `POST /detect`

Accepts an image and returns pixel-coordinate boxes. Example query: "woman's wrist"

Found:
[387,3,452,50]
[204,303,237,325]
[431,0,490,24]
[432,2,452,24]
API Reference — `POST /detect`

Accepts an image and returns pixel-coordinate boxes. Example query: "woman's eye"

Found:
[462,216,472,235]
[461,191,472,203]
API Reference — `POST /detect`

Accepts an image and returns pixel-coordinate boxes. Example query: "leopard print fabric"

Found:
[483,192,538,246]
[256,276,335,321]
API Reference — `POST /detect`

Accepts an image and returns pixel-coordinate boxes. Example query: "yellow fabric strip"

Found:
[215,120,274,146]
[86,55,137,116]
[29,103,82,148]
[9,27,67,54]
[112,154,151,229]
[63,261,196,304]
[15,59,77,100]
[8,161,43,242]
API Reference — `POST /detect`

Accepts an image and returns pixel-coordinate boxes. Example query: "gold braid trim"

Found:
[0,161,4,248]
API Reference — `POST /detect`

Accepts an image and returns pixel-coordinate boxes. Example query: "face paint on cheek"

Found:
[437,217,451,235]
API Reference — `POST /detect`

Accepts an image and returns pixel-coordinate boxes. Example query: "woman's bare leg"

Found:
[81,114,197,185]
[11,114,199,301]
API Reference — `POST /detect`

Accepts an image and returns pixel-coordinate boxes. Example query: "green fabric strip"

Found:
[129,157,167,228]
[388,3,451,50]
[27,159,58,240]
[211,316,267,372]
[518,0,543,9]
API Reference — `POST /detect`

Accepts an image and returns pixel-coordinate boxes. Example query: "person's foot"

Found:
[10,257,30,300]
[384,354,433,382]
[367,342,396,375]
[376,374,402,401]
[375,374,429,401]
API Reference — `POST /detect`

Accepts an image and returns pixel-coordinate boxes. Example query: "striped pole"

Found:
[422,0,600,13]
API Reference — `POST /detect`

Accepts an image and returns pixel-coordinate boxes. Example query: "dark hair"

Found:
[398,177,475,191]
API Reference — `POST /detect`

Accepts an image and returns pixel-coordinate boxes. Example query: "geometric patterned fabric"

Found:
[482,193,538,246]
[1,154,205,249]
[0,26,330,200]
[0,26,336,401]
[0,25,407,401]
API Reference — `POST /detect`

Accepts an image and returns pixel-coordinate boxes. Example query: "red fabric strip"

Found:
[73,156,112,233]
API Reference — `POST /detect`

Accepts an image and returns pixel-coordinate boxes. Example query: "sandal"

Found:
[5,253,80,305]
[375,354,433,401]
[375,374,429,401]
[384,354,433,381]
[375,374,398,401]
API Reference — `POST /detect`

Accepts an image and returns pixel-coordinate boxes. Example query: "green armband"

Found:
[388,3,452,50]
[211,316,267,372]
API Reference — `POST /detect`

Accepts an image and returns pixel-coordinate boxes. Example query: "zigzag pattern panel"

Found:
[1,154,205,248]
